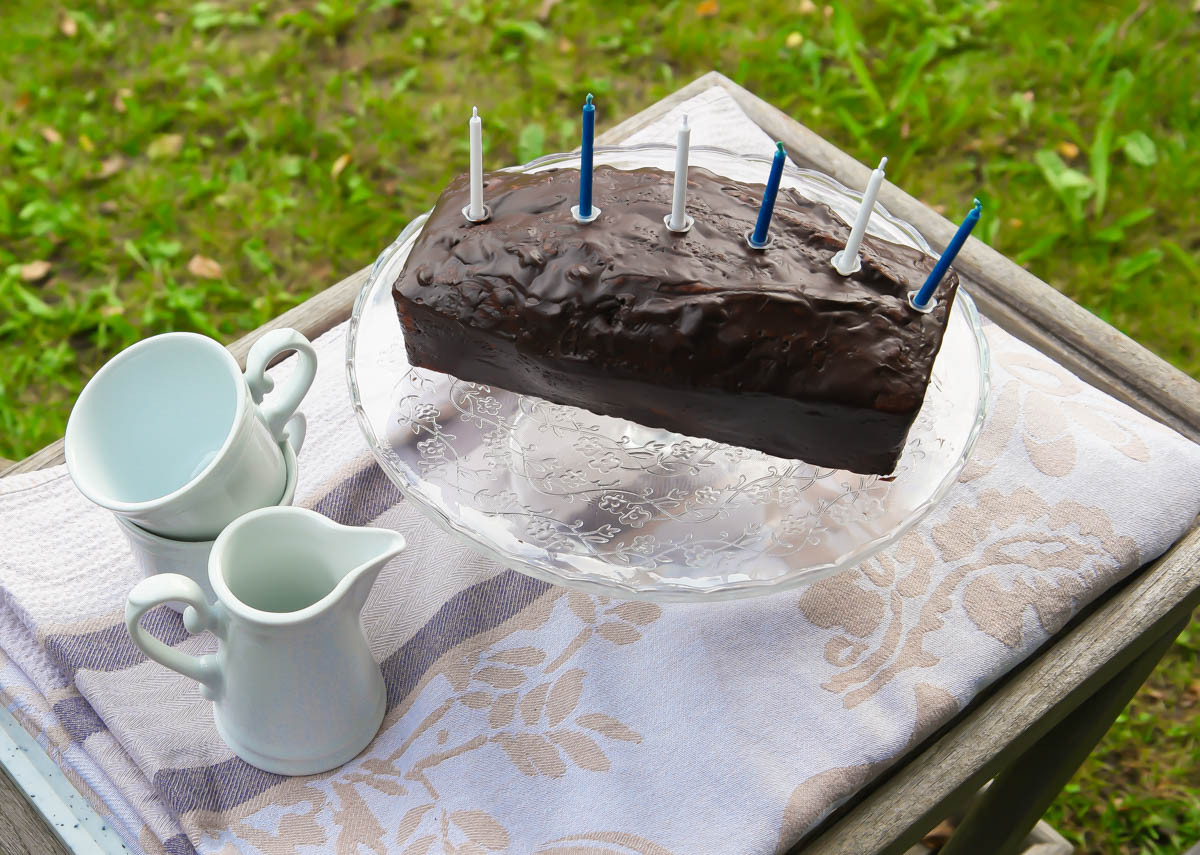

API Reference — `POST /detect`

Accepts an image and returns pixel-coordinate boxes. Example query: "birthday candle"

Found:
[912,199,982,311]
[749,142,787,248]
[466,107,486,222]
[666,115,692,232]
[574,93,599,223]
[832,156,887,275]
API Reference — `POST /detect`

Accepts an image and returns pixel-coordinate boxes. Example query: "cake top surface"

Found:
[395,163,957,413]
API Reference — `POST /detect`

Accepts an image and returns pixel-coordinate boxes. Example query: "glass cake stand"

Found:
[347,144,990,602]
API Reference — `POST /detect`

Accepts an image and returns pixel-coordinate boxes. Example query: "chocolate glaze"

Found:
[393,164,958,474]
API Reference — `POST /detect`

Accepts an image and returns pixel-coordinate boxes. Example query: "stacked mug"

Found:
[65,328,318,605]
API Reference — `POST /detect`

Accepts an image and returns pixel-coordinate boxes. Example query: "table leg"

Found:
[937,612,1191,855]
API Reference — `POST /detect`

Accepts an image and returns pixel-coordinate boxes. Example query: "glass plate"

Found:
[347,144,990,601]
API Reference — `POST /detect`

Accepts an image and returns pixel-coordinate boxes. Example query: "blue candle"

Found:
[749,142,787,248]
[580,93,595,217]
[912,199,982,310]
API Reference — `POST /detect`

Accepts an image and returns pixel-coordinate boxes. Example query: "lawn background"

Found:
[2,0,1199,851]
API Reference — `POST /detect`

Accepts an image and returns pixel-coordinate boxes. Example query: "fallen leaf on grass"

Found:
[20,261,52,282]
[786,32,804,48]
[147,134,183,159]
[187,255,224,279]
[799,0,816,12]
[537,0,562,21]
[331,152,351,179]
[113,88,132,114]
[40,126,63,145]
[59,12,77,37]
[92,155,125,181]
[1057,141,1080,159]
[695,0,719,16]
[98,200,118,215]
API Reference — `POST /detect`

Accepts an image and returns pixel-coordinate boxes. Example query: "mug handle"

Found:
[126,574,224,700]
[243,328,318,443]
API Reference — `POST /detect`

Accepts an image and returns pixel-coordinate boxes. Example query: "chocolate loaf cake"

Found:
[392,164,958,474]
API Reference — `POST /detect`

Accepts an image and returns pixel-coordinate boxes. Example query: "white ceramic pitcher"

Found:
[125,507,405,775]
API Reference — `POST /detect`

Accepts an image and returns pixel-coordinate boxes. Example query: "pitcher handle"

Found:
[243,328,318,443]
[126,574,223,699]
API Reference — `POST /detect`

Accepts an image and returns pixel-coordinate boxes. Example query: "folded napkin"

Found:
[3,88,1200,855]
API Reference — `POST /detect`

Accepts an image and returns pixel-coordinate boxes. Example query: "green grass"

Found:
[1,0,1198,849]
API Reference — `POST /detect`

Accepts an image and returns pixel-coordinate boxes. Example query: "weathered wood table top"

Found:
[3,72,1198,855]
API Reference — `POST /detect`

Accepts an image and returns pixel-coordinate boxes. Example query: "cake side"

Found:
[393,164,959,473]
[400,297,914,473]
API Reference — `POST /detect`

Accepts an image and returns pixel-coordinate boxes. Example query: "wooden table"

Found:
[3,72,1198,855]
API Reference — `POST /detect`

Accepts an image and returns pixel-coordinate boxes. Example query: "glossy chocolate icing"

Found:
[392,164,958,473]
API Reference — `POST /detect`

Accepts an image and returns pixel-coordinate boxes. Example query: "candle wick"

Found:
[681,114,688,129]
[472,106,478,118]
[972,198,982,213]
[776,141,785,155]
[585,93,594,107]
[878,156,887,171]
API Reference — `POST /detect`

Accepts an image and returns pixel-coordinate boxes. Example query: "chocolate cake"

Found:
[392,164,958,474]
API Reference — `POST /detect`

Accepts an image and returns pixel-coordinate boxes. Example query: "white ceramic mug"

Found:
[116,422,304,610]
[65,328,317,540]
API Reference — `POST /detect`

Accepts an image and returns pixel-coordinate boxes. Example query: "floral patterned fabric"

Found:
[2,88,1200,855]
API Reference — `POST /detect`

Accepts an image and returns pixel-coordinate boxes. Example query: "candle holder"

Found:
[745,230,774,251]
[908,291,937,314]
[830,249,862,275]
[570,204,602,224]
[461,204,492,224]
[663,213,694,234]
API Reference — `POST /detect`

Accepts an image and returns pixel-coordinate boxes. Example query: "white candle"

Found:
[467,106,485,222]
[666,115,692,232]
[832,156,888,275]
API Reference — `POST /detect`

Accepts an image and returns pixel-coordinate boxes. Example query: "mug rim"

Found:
[65,332,250,514]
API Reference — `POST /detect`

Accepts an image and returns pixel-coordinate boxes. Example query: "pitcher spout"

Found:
[209,507,406,621]
[338,527,407,614]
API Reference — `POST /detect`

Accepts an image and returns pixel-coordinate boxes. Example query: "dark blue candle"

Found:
[912,199,982,310]
[580,93,596,217]
[749,142,787,248]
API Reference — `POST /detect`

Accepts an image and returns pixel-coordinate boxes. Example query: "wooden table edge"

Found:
[3,71,1199,855]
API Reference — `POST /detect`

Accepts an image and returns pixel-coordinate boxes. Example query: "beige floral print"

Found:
[190,588,663,854]
[799,488,1136,708]
[964,351,1151,482]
